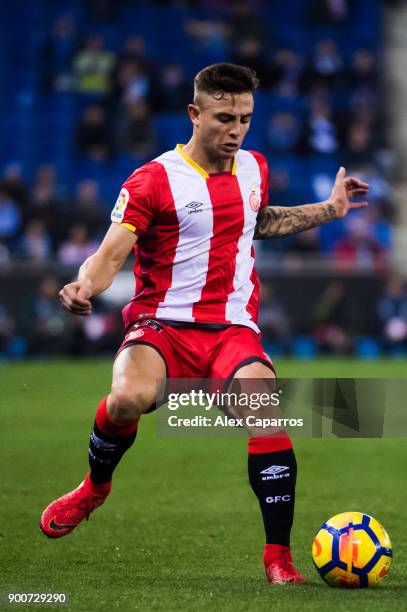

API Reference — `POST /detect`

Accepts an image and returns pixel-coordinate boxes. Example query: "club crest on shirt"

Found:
[111,187,130,222]
[249,187,261,212]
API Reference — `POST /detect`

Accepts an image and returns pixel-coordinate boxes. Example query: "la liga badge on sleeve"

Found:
[111,187,130,222]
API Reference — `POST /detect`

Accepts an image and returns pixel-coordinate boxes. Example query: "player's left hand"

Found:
[329,167,369,218]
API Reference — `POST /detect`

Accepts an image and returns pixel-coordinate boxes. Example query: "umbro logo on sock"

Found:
[260,465,290,480]
[91,433,117,450]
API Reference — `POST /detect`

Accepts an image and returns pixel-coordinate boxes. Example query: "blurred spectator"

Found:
[377,276,407,351]
[36,163,57,188]
[31,276,68,355]
[306,82,332,109]
[349,107,377,138]
[58,223,98,266]
[268,168,305,206]
[29,164,61,213]
[113,35,155,83]
[365,206,392,250]
[333,215,387,271]
[229,0,266,43]
[86,0,117,22]
[29,182,58,217]
[42,13,77,91]
[350,164,395,221]
[267,112,300,152]
[290,228,321,255]
[115,59,153,106]
[116,101,156,159]
[112,35,158,108]
[258,284,291,351]
[232,37,272,89]
[305,38,344,90]
[0,240,10,265]
[350,89,379,121]
[2,163,28,206]
[184,17,229,62]
[73,34,115,95]
[311,171,337,203]
[24,165,66,249]
[0,304,15,353]
[299,100,339,154]
[270,49,304,95]
[82,309,122,353]
[75,104,112,161]
[347,49,377,91]
[345,123,375,166]
[156,64,191,112]
[313,281,353,353]
[18,220,52,261]
[72,180,107,236]
[0,189,21,242]
[309,0,349,25]
[268,169,292,206]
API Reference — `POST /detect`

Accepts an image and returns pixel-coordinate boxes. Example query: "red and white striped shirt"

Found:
[111,144,269,333]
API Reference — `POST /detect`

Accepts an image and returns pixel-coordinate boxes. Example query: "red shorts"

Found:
[117,319,274,381]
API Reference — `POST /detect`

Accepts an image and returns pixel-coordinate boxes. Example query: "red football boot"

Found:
[264,544,306,585]
[40,474,111,538]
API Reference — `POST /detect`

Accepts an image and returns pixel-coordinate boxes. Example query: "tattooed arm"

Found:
[254,167,369,240]
[254,201,337,239]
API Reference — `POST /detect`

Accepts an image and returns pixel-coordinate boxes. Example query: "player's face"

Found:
[190,91,254,159]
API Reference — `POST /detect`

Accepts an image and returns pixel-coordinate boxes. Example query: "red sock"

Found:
[95,397,139,437]
[83,473,112,497]
[263,543,289,566]
[248,434,293,454]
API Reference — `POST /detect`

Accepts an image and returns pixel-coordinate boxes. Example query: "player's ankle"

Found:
[84,474,112,496]
[264,543,290,565]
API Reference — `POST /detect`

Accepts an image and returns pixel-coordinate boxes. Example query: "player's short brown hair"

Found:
[193,63,259,101]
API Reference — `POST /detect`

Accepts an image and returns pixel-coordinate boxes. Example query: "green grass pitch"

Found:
[0,359,406,611]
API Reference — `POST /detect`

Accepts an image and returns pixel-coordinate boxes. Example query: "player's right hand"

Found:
[59,280,93,316]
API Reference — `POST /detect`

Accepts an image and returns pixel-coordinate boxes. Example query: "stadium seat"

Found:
[292,337,318,359]
[388,346,407,359]
[355,337,382,359]
[8,337,28,360]
[261,340,286,358]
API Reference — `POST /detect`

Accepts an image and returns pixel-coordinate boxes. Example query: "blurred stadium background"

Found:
[1,0,407,361]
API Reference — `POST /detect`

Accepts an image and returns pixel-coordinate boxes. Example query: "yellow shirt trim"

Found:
[176,144,237,178]
[176,144,209,179]
[120,222,136,233]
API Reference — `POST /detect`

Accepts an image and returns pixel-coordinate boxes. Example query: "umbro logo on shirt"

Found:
[185,201,204,213]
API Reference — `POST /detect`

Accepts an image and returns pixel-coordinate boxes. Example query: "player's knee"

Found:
[108,384,155,422]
